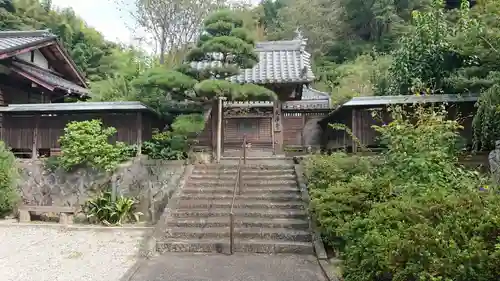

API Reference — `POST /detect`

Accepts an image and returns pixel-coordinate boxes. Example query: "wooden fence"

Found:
[1,110,163,158]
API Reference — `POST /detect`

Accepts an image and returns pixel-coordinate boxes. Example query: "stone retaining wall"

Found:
[16,157,186,223]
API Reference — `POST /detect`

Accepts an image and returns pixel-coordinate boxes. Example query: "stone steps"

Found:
[172,208,308,219]
[169,217,309,229]
[179,193,302,201]
[177,199,304,209]
[166,227,311,242]
[191,169,295,175]
[157,238,314,254]
[186,179,297,185]
[181,187,301,195]
[156,163,313,255]
[189,174,296,180]
[194,164,295,170]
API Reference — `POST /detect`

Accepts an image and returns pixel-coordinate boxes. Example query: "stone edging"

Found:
[0,221,154,232]
[139,164,194,258]
[293,164,342,281]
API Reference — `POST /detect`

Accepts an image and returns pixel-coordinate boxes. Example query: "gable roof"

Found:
[0,30,86,87]
[0,30,56,54]
[190,38,315,84]
[9,60,89,96]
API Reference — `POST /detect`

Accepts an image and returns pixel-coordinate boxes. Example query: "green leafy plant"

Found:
[171,113,205,136]
[305,104,499,281]
[0,141,18,218]
[43,155,62,172]
[58,120,132,172]
[142,129,187,160]
[83,191,142,226]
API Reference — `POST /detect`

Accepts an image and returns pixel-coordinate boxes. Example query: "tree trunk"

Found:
[159,29,166,64]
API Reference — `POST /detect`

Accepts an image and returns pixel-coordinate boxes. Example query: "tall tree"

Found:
[127,0,226,64]
[186,9,275,101]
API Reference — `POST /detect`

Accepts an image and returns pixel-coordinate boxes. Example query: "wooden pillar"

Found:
[216,97,226,163]
[351,108,358,153]
[271,115,275,153]
[32,114,40,159]
[136,112,142,156]
[273,100,283,155]
[211,101,217,152]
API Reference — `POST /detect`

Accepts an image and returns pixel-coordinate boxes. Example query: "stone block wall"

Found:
[16,157,186,223]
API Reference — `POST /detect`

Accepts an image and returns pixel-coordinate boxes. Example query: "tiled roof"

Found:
[0,30,56,55]
[319,94,479,124]
[190,39,315,84]
[302,87,330,100]
[10,60,90,96]
[343,94,479,107]
[282,86,331,110]
[0,101,152,113]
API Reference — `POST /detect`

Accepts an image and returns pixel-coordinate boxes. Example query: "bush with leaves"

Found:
[305,104,499,281]
[142,130,188,160]
[305,153,384,249]
[0,141,18,218]
[83,191,142,226]
[57,120,133,172]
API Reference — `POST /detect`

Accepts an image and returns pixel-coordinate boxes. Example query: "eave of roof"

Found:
[9,60,90,96]
[0,30,56,59]
[0,102,153,113]
[319,94,480,125]
[343,94,479,107]
[282,86,331,110]
[0,30,87,87]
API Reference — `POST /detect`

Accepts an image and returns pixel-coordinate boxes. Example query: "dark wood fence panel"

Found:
[1,112,156,152]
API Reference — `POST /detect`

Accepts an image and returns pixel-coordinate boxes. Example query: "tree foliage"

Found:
[186,9,276,101]
[58,120,133,172]
[125,0,225,64]
[0,141,18,218]
[305,105,499,281]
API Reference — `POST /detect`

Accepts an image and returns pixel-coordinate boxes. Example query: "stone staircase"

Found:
[156,163,313,254]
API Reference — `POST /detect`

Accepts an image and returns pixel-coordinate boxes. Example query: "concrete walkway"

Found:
[129,253,327,281]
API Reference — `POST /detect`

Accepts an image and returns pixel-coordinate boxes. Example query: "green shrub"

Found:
[305,153,384,249]
[142,130,187,160]
[342,188,500,281]
[171,113,205,136]
[305,105,499,281]
[83,191,142,226]
[58,120,132,172]
[0,141,18,218]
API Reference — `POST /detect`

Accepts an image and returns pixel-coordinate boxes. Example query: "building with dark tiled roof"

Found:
[0,30,89,104]
[195,31,334,156]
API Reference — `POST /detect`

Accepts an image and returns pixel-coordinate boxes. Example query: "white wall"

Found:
[16,49,49,69]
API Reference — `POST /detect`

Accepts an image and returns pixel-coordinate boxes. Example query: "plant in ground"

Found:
[83,191,142,226]
[306,103,499,281]
[0,141,18,218]
[57,120,132,172]
[142,129,187,160]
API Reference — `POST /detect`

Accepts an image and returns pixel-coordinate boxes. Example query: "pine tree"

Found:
[186,9,276,101]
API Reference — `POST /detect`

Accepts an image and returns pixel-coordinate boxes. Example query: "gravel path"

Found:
[0,225,149,281]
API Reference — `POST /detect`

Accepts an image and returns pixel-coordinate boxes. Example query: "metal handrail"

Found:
[229,135,247,255]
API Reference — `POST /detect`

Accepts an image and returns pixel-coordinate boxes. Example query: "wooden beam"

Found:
[136,112,142,156]
[351,109,357,153]
[32,114,40,159]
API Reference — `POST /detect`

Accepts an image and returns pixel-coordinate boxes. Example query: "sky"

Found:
[51,0,136,44]
[50,0,260,48]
